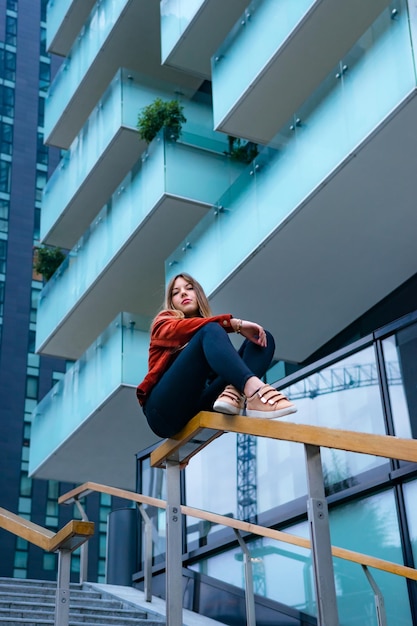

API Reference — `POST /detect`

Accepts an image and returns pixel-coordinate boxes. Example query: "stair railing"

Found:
[150,411,417,626]
[0,507,94,626]
[60,413,417,626]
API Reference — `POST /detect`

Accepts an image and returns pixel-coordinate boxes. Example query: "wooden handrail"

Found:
[58,481,166,510]
[58,481,417,582]
[150,411,417,468]
[0,507,94,552]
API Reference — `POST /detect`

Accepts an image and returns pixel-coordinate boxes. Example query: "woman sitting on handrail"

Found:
[137,273,297,438]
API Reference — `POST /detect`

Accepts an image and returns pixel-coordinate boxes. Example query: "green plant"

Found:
[227,136,259,164]
[34,246,65,281]
[137,98,186,144]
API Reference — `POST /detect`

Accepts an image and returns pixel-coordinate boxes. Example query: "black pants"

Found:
[144,322,275,437]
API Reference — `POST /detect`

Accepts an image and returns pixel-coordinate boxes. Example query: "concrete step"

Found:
[0,578,165,626]
[0,606,149,619]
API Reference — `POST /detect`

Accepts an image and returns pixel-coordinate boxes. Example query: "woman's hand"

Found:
[232,318,267,347]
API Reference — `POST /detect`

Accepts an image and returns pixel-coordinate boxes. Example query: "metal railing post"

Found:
[304,444,339,625]
[362,565,388,626]
[234,529,256,626]
[138,503,153,602]
[55,548,71,626]
[74,498,89,584]
[166,454,183,626]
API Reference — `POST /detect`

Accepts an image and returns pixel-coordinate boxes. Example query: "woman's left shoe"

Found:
[213,385,245,415]
[246,385,297,419]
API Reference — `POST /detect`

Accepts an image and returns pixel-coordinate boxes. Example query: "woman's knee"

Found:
[198,321,228,341]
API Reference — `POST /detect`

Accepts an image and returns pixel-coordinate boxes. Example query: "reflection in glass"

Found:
[330,490,412,625]
[189,491,412,625]
[185,433,237,549]
[271,346,388,501]
[382,322,417,439]
[189,520,313,613]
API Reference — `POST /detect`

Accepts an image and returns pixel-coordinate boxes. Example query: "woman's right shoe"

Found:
[246,385,297,419]
[213,385,245,415]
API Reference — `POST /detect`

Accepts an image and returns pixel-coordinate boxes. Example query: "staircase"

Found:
[0,578,165,626]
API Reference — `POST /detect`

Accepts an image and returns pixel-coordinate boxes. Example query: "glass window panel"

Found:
[277,346,388,500]
[18,497,31,514]
[16,538,28,550]
[0,161,11,193]
[0,239,6,273]
[6,16,17,46]
[403,480,417,565]
[20,474,32,497]
[14,551,28,569]
[382,322,417,439]
[189,520,314,614]
[330,490,412,625]
[26,375,38,399]
[47,480,58,499]
[43,553,56,571]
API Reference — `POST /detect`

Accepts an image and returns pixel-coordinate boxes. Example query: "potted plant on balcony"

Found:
[33,245,65,282]
[227,135,259,164]
[137,98,187,144]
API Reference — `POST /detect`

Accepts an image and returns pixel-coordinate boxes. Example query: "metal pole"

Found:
[362,565,387,626]
[234,530,256,626]
[74,498,89,584]
[165,454,183,626]
[138,503,153,602]
[304,444,339,625]
[55,548,71,626]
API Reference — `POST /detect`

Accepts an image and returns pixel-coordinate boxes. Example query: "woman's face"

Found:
[171,276,199,317]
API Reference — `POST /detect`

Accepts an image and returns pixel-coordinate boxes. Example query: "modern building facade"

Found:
[0,0,108,582]
[27,0,417,624]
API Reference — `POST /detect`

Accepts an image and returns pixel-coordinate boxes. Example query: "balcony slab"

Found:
[161,0,248,79]
[213,0,390,144]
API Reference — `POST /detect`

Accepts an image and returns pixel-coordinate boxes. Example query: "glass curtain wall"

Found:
[136,312,417,625]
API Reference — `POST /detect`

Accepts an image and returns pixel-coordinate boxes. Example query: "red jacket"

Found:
[136,310,234,406]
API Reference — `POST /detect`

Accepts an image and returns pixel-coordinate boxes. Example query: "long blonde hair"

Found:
[162,273,212,318]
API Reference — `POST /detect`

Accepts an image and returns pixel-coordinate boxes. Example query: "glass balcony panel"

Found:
[47,0,74,46]
[45,0,129,141]
[211,0,314,127]
[36,134,237,354]
[43,69,217,245]
[168,0,415,294]
[160,0,204,62]
[42,71,122,242]
[29,313,149,477]
[382,321,417,439]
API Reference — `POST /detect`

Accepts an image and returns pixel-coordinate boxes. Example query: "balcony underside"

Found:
[43,128,143,249]
[210,91,417,363]
[46,1,202,149]
[47,0,96,56]
[30,385,159,490]
[37,196,209,360]
[162,0,248,79]
[214,0,390,144]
